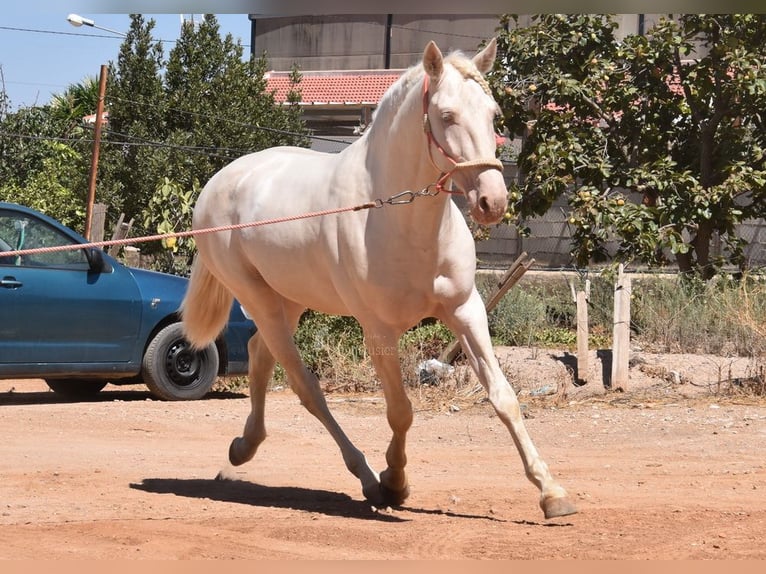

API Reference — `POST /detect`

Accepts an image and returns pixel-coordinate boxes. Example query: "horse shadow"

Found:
[130,477,573,527]
[130,477,405,522]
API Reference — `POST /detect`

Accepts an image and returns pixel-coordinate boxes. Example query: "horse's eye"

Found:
[441,110,457,125]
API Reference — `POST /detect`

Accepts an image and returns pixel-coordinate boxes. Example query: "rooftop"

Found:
[264,70,404,106]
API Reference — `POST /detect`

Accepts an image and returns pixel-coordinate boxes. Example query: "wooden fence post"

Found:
[107,213,134,256]
[90,203,107,243]
[123,246,141,268]
[571,279,590,386]
[611,264,632,390]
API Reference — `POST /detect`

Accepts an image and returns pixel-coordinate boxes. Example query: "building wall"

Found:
[249,14,675,72]
[251,15,390,70]
[249,14,501,71]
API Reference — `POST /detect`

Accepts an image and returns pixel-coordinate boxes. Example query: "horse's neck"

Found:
[365,75,440,198]
[328,72,474,282]
[357,84,456,247]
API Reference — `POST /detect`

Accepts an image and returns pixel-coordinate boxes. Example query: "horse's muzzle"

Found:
[467,170,507,225]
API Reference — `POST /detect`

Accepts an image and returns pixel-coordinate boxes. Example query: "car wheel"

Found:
[142,322,219,401]
[45,379,107,398]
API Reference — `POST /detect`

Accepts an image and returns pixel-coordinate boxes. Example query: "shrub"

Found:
[478,275,547,346]
[292,312,367,385]
[246,270,766,397]
[629,274,766,355]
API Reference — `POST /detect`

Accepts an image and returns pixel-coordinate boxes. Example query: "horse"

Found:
[181,38,577,519]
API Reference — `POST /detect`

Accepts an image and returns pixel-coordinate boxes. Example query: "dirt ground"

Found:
[1,346,765,560]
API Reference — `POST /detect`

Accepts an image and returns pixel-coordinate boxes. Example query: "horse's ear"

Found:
[423,41,444,80]
[473,38,498,74]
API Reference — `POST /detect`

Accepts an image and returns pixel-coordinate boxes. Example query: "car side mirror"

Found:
[84,248,112,273]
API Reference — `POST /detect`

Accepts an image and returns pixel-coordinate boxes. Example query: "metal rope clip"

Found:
[384,190,418,205]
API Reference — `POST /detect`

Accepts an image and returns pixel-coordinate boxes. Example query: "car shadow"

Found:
[0,388,247,406]
[130,477,406,522]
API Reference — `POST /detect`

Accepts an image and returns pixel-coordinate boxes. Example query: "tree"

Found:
[162,15,306,189]
[0,66,8,117]
[0,141,86,228]
[102,14,307,266]
[490,14,766,278]
[100,14,167,223]
[0,94,89,229]
[49,77,100,136]
[2,15,308,255]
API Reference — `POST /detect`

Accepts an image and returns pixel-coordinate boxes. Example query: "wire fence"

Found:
[473,194,766,272]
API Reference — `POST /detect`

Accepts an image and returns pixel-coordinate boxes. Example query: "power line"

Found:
[2,92,336,156]
[0,129,279,161]
[0,111,349,160]
[105,94,350,147]
[0,131,82,144]
[390,23,488,41]
[107,95,285,133]
[0,19,490,54]
[101,128,251,160]
[0,25,127,41]
[0,24,239,48]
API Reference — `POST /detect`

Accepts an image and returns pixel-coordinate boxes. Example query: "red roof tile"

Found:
[265,70,404,106]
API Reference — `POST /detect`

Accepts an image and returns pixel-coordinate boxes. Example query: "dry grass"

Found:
[714,280,766,396]
[216,273,766,400]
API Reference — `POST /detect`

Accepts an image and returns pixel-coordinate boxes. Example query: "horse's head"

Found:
[422,39,508,225]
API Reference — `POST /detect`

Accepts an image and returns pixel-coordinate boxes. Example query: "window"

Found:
[0,210,89,269]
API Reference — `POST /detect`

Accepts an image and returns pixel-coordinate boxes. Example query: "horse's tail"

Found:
[180,258,233,349]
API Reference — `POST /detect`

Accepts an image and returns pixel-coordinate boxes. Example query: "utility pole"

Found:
[84,64,108,241]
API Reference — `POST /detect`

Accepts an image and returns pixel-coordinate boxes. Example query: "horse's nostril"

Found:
[479,195,491,214]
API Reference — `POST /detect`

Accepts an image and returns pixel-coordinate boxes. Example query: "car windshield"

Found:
[0,209,89,268]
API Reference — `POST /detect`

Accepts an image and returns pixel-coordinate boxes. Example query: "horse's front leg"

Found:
[364,327,412,506]
[441,288,577,519]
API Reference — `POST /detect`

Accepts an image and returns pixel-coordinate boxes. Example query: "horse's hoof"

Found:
[228,437,254,466]
[379,482,410,507]
[361,480,385,505]
[541,496,578,519]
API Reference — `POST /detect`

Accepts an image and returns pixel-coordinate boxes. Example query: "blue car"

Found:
[0,202,255,400]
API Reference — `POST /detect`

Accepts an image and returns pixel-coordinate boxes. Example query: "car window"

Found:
[0,210,90,269]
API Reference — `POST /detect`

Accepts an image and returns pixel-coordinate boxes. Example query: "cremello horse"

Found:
[181,39,576,519]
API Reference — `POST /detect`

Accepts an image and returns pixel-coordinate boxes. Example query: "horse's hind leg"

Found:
[442,289,577,519]
[228,330,277,466]
[235,289,382,503]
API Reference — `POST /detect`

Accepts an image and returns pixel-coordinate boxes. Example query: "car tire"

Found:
[45,379,107,398]
[142,322,219,401]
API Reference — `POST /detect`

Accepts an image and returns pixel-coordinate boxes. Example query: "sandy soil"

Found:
[1,347,765,560]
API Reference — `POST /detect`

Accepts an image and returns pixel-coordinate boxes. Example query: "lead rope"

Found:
[5,73,504,260]
[1,188,436,259]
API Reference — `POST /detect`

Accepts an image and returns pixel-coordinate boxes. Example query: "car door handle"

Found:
[1,276,22,289]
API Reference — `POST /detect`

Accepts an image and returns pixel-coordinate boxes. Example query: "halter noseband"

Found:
[422,74,504,194]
